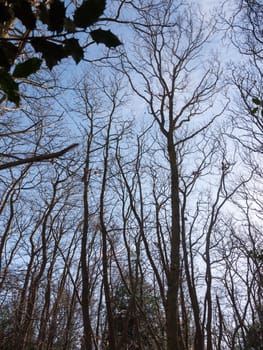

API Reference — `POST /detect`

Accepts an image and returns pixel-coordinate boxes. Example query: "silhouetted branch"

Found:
[0,143,79,170]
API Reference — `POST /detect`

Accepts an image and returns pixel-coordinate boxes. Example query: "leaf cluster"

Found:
[0,0,122,106]
[251,97,263,117]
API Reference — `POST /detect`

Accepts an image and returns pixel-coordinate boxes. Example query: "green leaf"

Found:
[90,29,122,48]
[251,107,258,115]
[37,3,50,26]
[64,39,84,64]
[64,17,76,33]
[31,38,67,70]
[0,42,18,70]
[0,4,13,24]
[74,0,106,28]
[13,58,42,78]
[252,97,261,105]
[0,69,20,106]
[48,0,66,33]
[13,0,36,30]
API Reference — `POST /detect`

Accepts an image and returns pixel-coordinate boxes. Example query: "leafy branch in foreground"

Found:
[0,0,122,106]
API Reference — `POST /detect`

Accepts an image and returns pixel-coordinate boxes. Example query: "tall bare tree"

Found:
[115,2,233,349]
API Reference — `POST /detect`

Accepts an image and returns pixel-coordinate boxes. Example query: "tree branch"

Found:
[0,143,79,170]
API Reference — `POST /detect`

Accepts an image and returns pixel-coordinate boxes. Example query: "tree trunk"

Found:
[166,134,182,350]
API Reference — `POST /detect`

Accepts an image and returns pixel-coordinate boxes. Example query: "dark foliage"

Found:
[91,28,122,48]
[0,0,122,106]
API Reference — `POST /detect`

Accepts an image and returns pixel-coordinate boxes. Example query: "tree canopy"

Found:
[0,1,262,350]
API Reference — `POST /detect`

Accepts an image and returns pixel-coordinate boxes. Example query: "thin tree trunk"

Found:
[166,135,182,350]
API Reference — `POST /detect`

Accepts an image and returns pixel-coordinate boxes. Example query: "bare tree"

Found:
[116,2,227,348]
